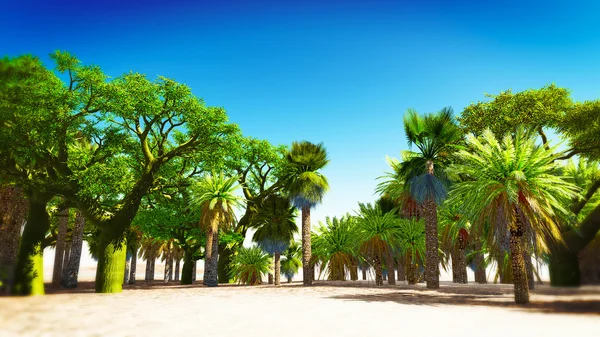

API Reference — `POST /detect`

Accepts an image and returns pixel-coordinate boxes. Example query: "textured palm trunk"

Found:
[94,228,127,293]
[192,261,197,283]
[423,196,440,289]
[509,207,529,304]
[579,243,600,285]
[12,194,52,295]
[349,259,358,281]
[62,211,84,288]
[301,206,312,286]
[164,247,173,283]
[129,247,137,285]
[456,238,468,284]
[406,251,417,285]
[362,269,367,280]
[124,252,131,285]
[144,244,156,281]
[203,231,219,287]
[473,241,487,284]
[374,255,383,286]
[385,249,396,285]
[397,255,406,281]
[451,249,458,283]
[61,240,72,283]
[52,208,69,287]
[274,252,281,286]
[268,273,274,284]
[174,258,180,282]
[0,186,28,295]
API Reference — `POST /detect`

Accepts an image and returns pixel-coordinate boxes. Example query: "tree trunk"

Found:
[129,247,137,285]
[203,231,219,287]
[181,250,194,285]
[124,251,131,285]
[456,242,468,284]
[397,255,405,281]
[217,242,232,283]
[579,242,600,285]
[473,241,487,284]
[385,249,396,285]
[192,261,197,283]
[406,251,417,285]
[509,207,529,304]
[62,211,85,288]
[549,248,580,286]
[423,196,440,289]
[301,206,312,286]
[349,259,358,281]
[61,239,72,284]
[0,186,28,295]
[94,227,127,293]
[268,273,274,284]
[451,249,458,283]
[274,252,281,286]
[362,269,367,280]
[524,250,535,290]
[52,208,69,287]
[374,255,383,286]
[174,258,180,282]
[145,245,155,281]
[12,193,52,295]
[164,249,172,284]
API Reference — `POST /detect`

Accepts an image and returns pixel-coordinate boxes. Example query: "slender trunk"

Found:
[203,231,219,287]
[164,249,172,284]
[174,258,180,282]
[94,227,127,293]
[349,259,358,281]
[406,251,417,285]
[0,186,28,295]
[397,255,406,281]
[451,249,458,283]
[217,242,232,283]
[473,241,487,284]
[385,249,396,285]
[456,241,468,284]
[301,206,312,286]
[192,260,197,283]
[362,269,367,280]
[268,273,274,284]
[509,207,529,304]
[383,270,387,281]
[274,252,281,286]
[374,255,383,286]
[61,239,72,283]
[424,196,440,289]
[129,247,137,285]
[181,249,194,285]
[524,250,535,290]
[124,251,131,285]
[12,193,52,295]
[52,208,69,287]
[62,211,84,288]
[579,243,600,285]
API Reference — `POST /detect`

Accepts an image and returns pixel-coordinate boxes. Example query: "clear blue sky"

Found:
[2,0,600,226]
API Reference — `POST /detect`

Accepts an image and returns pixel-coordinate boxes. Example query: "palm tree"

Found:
[312,215,358,281]
[280,242,302,283]
[355,203,402,286]
[400,107,462,289]
[229,246,272,285]
[398,218,426,284]
[251,195,298,286]
[438,201,469,284]
[191,173,244,287]
[285,141,330,286]
[448,129,580,304]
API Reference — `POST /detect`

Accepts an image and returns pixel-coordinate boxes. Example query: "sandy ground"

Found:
[1,280,599,337]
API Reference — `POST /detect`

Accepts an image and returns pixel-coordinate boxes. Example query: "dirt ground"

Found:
[1,280,598,337]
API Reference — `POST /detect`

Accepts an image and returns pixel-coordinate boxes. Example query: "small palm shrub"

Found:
[229,246,272,285]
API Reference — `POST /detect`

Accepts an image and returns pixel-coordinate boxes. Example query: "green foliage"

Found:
[285,141,330,209]
[355,203,402,259]
[229,246,272,285]
[251,195,298,254]
[558,100,600,160]
[190,173,245,233]
[280,242,302,281]
[398,218,426,264]
[312,215,358,280]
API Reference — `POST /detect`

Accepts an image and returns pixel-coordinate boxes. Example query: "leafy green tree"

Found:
[448,129,579,304]
[229,246,272,285]
[285,141,330,286]
[251,195,298,286]
[190,173,244,287]
[355,203,402,286]
[312,216,357,281]
[280,242,302,283]
[399,107,462,289]
[0,52,237,294]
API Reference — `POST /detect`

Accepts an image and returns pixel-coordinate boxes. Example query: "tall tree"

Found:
[190,173,244,287]
[400,107,462,289]
[285,141,330,286]
[252,195,298,286]
[448,129,579,304]
[280,242,302,283]
[0,186,28,295]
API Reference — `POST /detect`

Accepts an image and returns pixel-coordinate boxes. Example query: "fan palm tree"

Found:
[280,242,302,283]
[251,195,298,286]
[355,203,402,286]
[398,218,426,284]
[312,215,358,281]
[284,141,330,286]
[400,107,462,289]
[229,246,272,285]
[190,173,244,287]
[438,201,470,284]
[448,128,580,304]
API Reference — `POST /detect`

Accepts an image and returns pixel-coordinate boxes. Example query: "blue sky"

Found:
[2,0,600,227]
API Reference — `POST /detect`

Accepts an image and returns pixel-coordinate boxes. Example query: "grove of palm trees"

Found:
[1,1,600,336]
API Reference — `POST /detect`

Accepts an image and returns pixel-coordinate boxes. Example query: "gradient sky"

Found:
[3,0,600,228]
